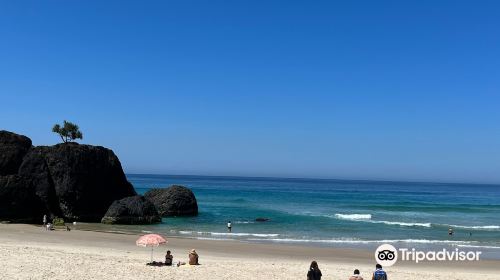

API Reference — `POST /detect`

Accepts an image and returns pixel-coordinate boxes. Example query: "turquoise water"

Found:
[99,175,500,258]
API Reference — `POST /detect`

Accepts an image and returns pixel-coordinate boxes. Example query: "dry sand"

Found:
[0,224,498,280]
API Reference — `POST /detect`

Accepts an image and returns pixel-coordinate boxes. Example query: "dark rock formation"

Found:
[144,185,198,217]
[17,147,63,218]
[0,130,138,223]
[255,217,270,222]
[18,143,137,221]
[101,195,161,224]
[0,175,46,223]
[0,131,32,175]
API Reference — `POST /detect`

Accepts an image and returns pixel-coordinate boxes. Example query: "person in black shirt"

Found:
[307,261,322,280]
[165,250,173,266]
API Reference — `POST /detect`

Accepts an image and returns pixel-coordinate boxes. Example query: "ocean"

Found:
[84,174,500,259]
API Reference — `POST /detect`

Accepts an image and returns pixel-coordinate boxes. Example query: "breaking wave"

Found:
[334,213,431,228]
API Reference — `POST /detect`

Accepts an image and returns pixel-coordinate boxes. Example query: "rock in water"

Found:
[18,143,137,222]
[144,185,198,217]
[0,175,46,223]
[101,195,161,224]
[0,131,32,175]
[255,217,270,222]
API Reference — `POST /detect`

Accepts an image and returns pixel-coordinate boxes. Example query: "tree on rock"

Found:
[52,120,83,143]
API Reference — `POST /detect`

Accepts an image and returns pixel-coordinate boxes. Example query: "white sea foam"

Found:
[384,239,473,244]
[334,213,431,227]
[334,214,372,220]
[209,232,279,237]
[248,238,475,245]
[454,244,500,249]
[178,231,194,235]
[251,233,280,237]
[374,221,432,228]
[248,238,372,244]
[334,214,496,230]
[449,225,500,230]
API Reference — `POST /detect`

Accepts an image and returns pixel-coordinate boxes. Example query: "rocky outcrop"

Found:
[0,130,138,223]
[18,143,137,221]
[101,195,161,224]
[0,131,32,175]
[17,147,63,218]
[0,175,46,223]
[255,217,270,222]
[144,185,198,217]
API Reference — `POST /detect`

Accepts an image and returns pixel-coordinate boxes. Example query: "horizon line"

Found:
[125,173,500,187]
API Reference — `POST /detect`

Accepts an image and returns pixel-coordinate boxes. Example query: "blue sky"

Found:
[0,1,499,184]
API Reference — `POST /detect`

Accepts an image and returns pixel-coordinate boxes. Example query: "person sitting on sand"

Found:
[165,250,173,266]
[188,249,199,265]
[349,269,364,280]
[372,264,387,280]
[307,261,322,280]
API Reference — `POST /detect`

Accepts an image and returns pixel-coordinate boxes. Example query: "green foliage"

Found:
[52,120,83,143]
[52,217,65,226]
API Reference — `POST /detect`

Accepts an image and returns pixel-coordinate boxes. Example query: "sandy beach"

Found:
[0,224,498,280]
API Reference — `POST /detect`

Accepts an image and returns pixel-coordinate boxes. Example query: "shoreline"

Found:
[1,224,500,279]
[72,221,500,260]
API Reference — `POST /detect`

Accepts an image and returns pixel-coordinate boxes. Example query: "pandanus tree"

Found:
[52,120,83,143]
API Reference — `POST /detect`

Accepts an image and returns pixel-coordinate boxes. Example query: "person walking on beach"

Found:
[349,269,364,280]
[307,261,322,280]
[372,264,387,280]
[43,214,47,226]
[227,221,232,232]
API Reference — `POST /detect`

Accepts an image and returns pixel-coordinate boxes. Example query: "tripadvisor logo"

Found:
[375,244,482,266]
[375,244,398,266]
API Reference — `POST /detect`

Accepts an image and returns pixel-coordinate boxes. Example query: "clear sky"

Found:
[0,1,499,184]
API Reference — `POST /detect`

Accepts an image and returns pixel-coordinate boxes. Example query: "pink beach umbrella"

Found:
[136,234,167,263]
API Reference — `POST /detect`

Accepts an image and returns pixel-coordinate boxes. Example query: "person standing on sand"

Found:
[307,261,322,280]
[372,264,387,280]
[349,269,364,280]
[227,221,232,232]
[43,214,47,226]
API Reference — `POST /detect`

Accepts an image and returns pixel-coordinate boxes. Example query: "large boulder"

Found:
[17,147,63,218]
[0,131,32,175]
[0,175,47,223]
[144,185,198,217]
[101,195,161,224]
[18,143,137,222]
